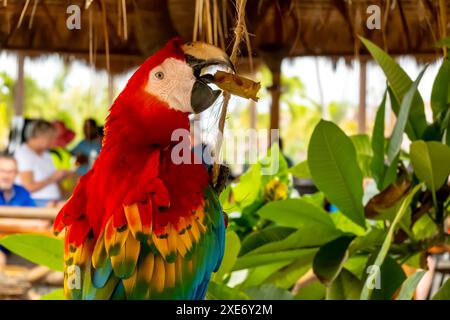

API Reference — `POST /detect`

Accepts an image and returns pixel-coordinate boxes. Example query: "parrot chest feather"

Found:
[55,144,225,300]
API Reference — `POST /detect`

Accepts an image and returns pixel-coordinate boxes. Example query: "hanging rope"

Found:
[211,0,249,186]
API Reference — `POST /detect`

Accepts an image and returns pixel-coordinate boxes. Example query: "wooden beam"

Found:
[0,207,58,220]
[358,59,367,134]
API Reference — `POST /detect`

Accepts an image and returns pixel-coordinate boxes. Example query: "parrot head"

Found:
[107,37,233,146]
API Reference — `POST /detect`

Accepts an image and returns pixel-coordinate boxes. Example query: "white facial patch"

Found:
[145,57,196,113]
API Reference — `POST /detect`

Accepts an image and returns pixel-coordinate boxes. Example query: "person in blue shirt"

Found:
[71,119,102,177]
[0,153,36,270]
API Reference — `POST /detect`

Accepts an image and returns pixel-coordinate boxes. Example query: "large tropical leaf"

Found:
[371,90,387,190]
[0,234,64,271]
[387,66,428,163]
[233,248,317,271]
[430,59,450,122]
[360,37,427,140]
[410,140,450,195]
[308,120,365,227]
[240,226,296,256]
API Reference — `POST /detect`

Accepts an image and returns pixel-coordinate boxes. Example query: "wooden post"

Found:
[13,54,25,116]
[269,68,281,132]
[358,59,367,134]
[261,46,284,144]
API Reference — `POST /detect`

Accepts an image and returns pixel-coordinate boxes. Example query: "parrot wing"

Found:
[56,149,225,300]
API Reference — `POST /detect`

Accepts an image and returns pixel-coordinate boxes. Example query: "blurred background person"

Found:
[0,153,36,271]
[14,120,69,207]
[71,118,101,176]
[0,153,35,207]
[50,120,77,198]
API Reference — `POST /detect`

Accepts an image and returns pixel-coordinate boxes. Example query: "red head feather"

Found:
[103,37,190,149]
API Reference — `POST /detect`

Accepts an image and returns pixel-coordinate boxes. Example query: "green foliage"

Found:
[410,141,450,195]
[0,234,64,271]
[360,37,427,140]
[431,59,450,122]
[308,120,365,227]
[360,184,421,300]
[40,289,65,300]
[386,67,427,164]
[313,236,355,285]
[213,231,241,282]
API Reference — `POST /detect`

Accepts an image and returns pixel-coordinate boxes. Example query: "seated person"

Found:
[71,118,102,177]
[14,120,69,207]
[0,153,35,206]
[0,153,36,270]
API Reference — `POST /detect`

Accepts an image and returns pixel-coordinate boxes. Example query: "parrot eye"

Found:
[154,71,165,80]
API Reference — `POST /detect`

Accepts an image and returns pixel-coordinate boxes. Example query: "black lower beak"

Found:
[191,80,221,114]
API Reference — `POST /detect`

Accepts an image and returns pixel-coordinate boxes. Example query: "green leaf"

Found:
[289,160,311,179]
[432,278,450,300]
[294,280,326,300]
[371,90,387,189]
[213,231,241,282]
[258,198,336,230]
[245,284,294,300]
[387,66,428,163]
[410,140,450,194]
[263,251,316,289]
[360,36,427,140]
[239,261,292,288]
[206,282,250,300]
[351,134,373,177]
[369,256,406,300]
[313,236,356,285]
[349,228,386,254]
[233,248,317,271]
[330,211,366,236]
[344,255,370,280]
[232,163,262,208]
[381,154,399,190]
[396,271,426,300]
[253,199,342,254]
[40,289,65,300]
[240,226,296,256]
[245,228,340,256]
[308,120,365,227]
[326,269,363,300]
[412,214,437,241]
[431,59,450,121]
[0,234,64,271]
[360,184,421,300]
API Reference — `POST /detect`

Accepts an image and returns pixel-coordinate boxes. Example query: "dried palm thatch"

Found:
[1,0,449,75]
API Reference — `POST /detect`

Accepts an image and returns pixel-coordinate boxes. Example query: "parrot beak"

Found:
[182,42,235,114]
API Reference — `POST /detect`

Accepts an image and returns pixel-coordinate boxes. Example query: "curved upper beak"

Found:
[182,42,235,74]
[182,42,234,114]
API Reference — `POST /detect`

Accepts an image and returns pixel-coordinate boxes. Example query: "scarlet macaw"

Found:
[53,38,232,300]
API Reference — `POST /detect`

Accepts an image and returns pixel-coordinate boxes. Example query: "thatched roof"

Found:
[1,0,449,74]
